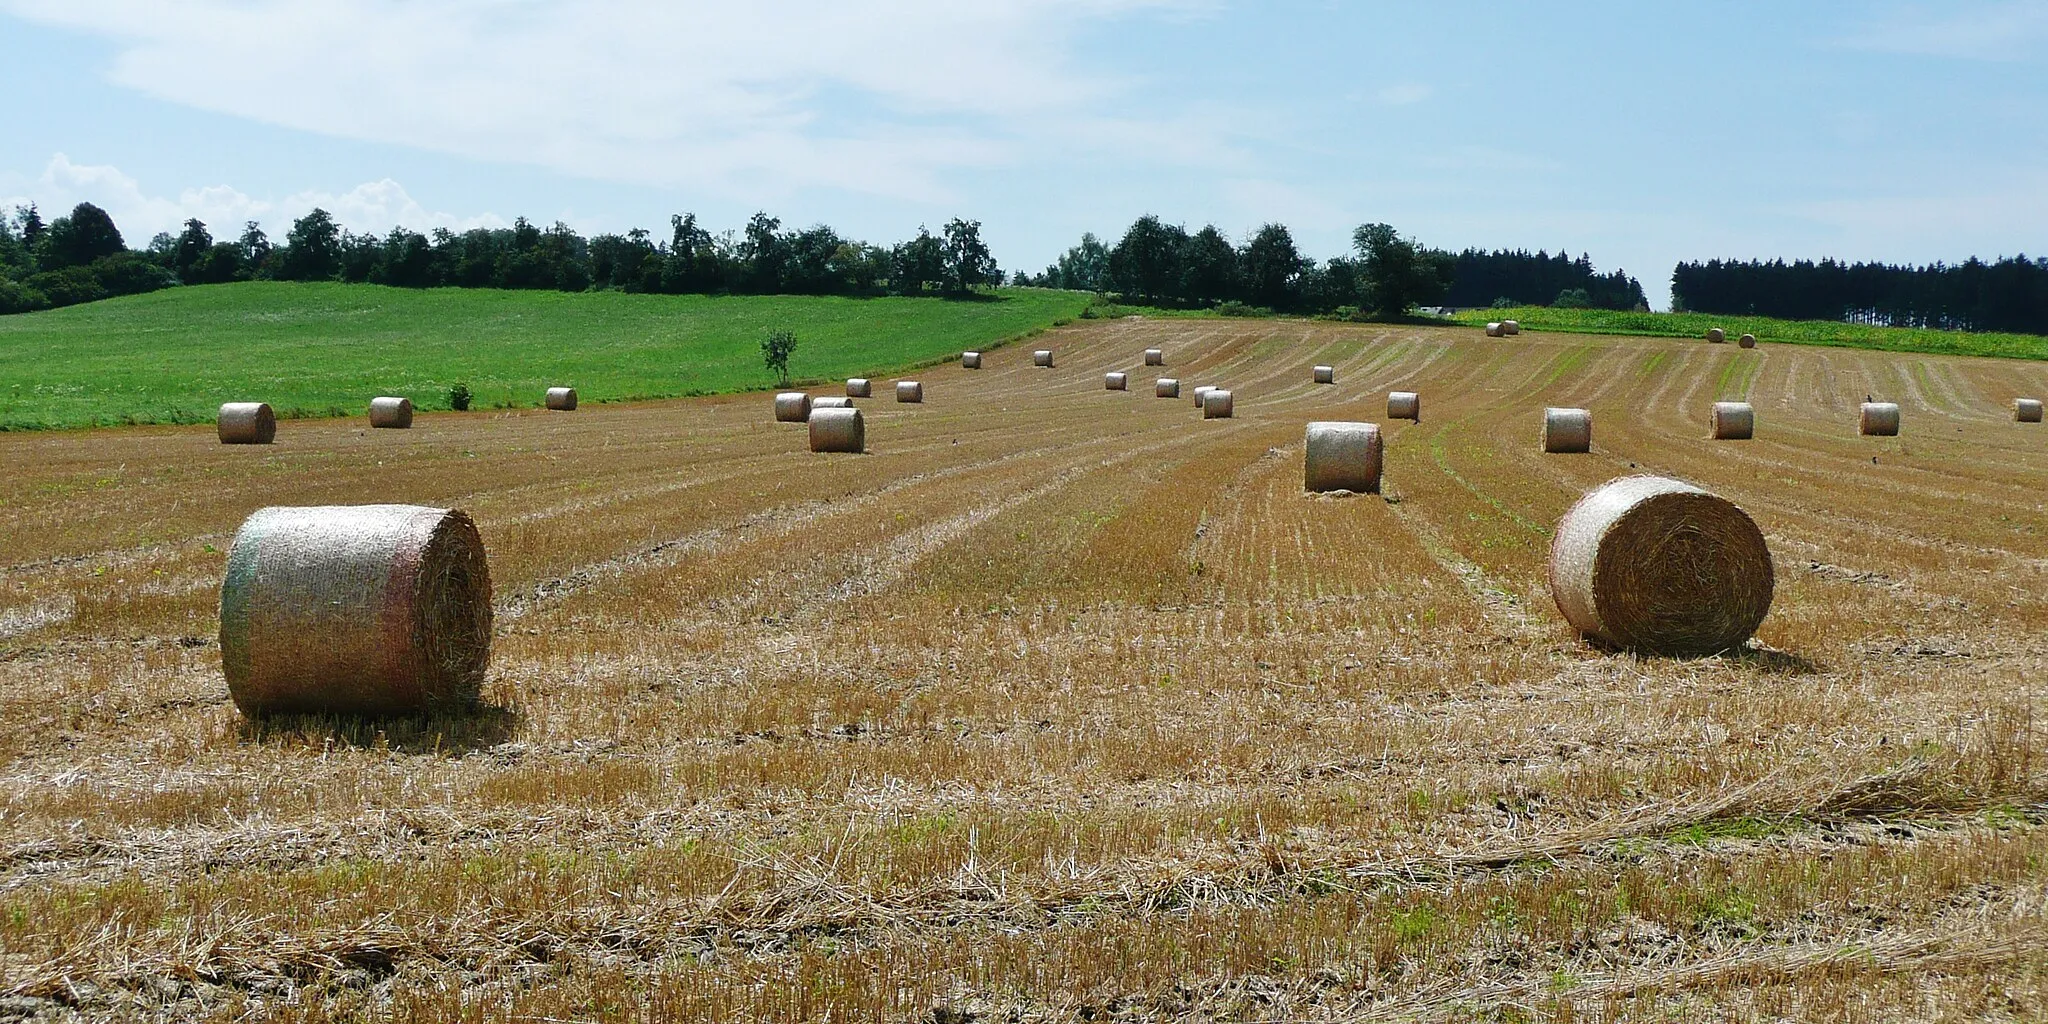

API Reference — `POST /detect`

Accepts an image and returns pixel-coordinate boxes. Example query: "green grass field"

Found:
[0,283,1091,431]
[1449,305,2048,361]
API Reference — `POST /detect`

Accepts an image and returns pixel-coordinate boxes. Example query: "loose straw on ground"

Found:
[846,378,871,398]
[368,397,413,429]
[1156,378,1180,398]
[809,407,864,453]
[1303,421,1382,494]
[1548,475,1774,656]
[1314,365,1335,384]
[1861,402,1900,436]
[774,392,811,423]
[1711,401,1754,440]
[220,504,492,716]
[1387,391,1420,421]
[962,352,982,370]
[1543,407,1592,453]
[1106,372,1128,391]
[545,387,577,411]
[1203,389,1234,419]
[896,381,923,403]
[218,402,276,445]
[1145,348,1164,366]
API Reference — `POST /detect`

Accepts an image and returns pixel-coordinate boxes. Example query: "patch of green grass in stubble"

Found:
[0,282,1091,431]
[1452,306,2048,361]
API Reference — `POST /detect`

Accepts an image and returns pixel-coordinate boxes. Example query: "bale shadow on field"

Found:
[235,700,522,755]
[1730,645,1825,676]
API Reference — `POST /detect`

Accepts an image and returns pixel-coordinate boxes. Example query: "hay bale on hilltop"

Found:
[219,504,492,716]
[1145,348,1165,366]
[1485,322,1504,338]
[1707,328,1726,344]
[963,352,983,370]
[1303,421,1382,494]
[1544,407,1592,453]
[1156,378,1180,398]
[2017,399,2044,423]
[218,403,277,445]
[896,381,924,403]
[1501,320,1521,336]
[1203,389,1234,419]
[1388,391,1420,421]
[810,407,865,453]
[1711,401,1755,440]
[1106,372,1128,391]
[1314,365,1335,385]
[1033,350,1053,368]
[1739,333,1757,349]
[545,387,577,411]
[368,397,414,429]
[774,392,812,423]
[1860,402,1900,436]
[846,378,872,398]
[1548,476,1773,656]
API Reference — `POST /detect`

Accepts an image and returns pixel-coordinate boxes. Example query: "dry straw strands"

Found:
[368,397,414,429]
[1155,378,1180,398]
[896,381,924,403]
[1106,372,1128,391]
[217,402,277,445]
[545,387,577,411]
[1303,421,1383,494]
[1203,389,1235,419]
[962,352,982,370]
[846,378,872,398]
[1033,350,1053,368]
[2017,399,2044,423]
[774,392,812,423]
[1485,322,1503,337]
[1145,348,1165,366]
[1388,391,1420,421]
[1739,333,1758,349]
[1861,402,1901,436]
[1711,401,1755,440]
[809,407,865,453]
[1313,365,1335,384]
[811,396,854,410]
[1501,320,1521,336]
[219,504,492,716]
[1547,475,1773,656]
[1543,407,1593,453]
[1707,328,1726,344]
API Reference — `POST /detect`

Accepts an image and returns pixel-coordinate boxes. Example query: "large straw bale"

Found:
[1203,389,1234,419]
[811,396,854,410]
[220,504,492,716]
[1156,378,1180,398]
[896,381,924,403]
[1548,476,1773,656]
[545,387,577,411]
[962,352,983,370]
[1707,328,1726,344]
[1501,320,1521,336]
[1033,350,1053,367]
[368,397,413,429]
[1860,402,1900,436]
[846,378,872,398]
[775,392,812,422]
[1192,385,1215,407]
[1145,348,1165,366]
[1711,401,1755,440]
[1387,391,1420,421]
[1738,333,1757,349]
[1543,407,1592,453]
[1303,421,1382,494]
[1106,372,1128,391]
[218,402,276,445]
[1485,322,1503,337]
[810,407,865,453]
[2016,399,2044,423]
[1313,365,1335,384]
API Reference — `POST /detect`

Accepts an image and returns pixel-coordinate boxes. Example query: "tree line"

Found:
[1017,216,1648,316]
[0,202,1003,315]
[1671,256,2048,333]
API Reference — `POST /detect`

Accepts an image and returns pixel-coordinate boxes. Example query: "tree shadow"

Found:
[236,700,522,755]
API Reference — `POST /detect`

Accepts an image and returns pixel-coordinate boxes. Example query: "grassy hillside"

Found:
[1450,305,2048,361]
[0,283,1091,430]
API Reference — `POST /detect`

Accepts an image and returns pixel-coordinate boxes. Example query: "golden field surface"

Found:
[2,317,2046,1022]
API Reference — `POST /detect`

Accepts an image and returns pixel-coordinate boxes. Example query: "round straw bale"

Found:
[811,396,854,410]
[1106,372,1128,391]
[1192,385,1215,407]
[1156,378,1180,398]
[1543,407,1592,453]
[1738,333,1757,349]
[368,396,413,429]
[774,391,812,422]
[218,402,277,445]
[1485,322,1503,337]
[545,387,577,411]
[1387,391,1420,421]
[896,381,923,403]
[1145,348,1165,366]
[1547,476,1773,656]
[1203,389,1234,419]
[1502,320,1521,336]
[1303,421,1383,494]
[962,351,983,370]
[1033,350,1053,367]
[1313,365,1335,385]
[2016,399,2044,423]
[1860,402,1900,436]
[846,378,872,398]
[1707,328,1726,344]
[1711,401,1755,440]
[809,407,865,453]
[220,504,492,716]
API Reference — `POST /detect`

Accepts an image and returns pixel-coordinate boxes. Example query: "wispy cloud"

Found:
[1375,83,1433,106]
[1838,1,2048,61]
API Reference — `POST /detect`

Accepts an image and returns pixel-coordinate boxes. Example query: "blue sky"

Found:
[3,0,2044,307]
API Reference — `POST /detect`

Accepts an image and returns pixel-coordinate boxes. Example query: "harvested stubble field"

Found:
[2,317,2046,1022]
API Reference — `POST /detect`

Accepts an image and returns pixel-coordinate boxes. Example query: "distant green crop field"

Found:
[0,283,1091,431]
[1449,306,2048,361]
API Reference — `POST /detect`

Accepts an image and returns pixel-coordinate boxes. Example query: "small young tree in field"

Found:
[762,329,797,386]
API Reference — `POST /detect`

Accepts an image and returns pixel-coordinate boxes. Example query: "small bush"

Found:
[1491,296,1517,309]
[1216,301,1273,318]
[448,383,473,411]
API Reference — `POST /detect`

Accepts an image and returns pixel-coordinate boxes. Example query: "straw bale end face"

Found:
[218,402,277,444]
[775,391,812,422]
[2015,399,2043,423]
[846,378,872,398]
[1543,407,1592,453]
[1707,328,1726,344]
[1202,389,1234,418]
[1303,421,1383,494]
[368,396,414,429]
[1105,372,1128,391]
[1548,476,1773,656]
[1145,348,1165,366]
[1711,402,1755,440]
[1387,391,1420,421]
[1155,378,1180,398]
[545,387,577,411]
[810,407,865,453]
[220,505,493,717]
[896,381,924,403]
[962,352,983,370]
[1313,365,1335,385]
[1738,333,1757,349]
[1860,402,1900,436]
[1032,350,1053,367]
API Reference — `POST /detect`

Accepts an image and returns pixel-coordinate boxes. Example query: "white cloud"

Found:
[0,153,506,242]
[0,0,1217,201]
[1839,1,2048,61]
[1374,83,1433,106]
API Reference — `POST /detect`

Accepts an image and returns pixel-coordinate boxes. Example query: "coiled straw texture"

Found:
[1303,422,1382,494]
[775,392,812,422]
[810,407,865,453]
[218,403,276,445]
